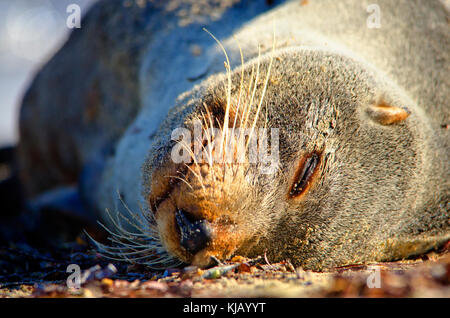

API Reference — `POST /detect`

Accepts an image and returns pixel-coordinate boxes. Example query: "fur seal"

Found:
[18,0,449,270]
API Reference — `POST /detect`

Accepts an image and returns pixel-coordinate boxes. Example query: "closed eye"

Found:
[288,152,321,199]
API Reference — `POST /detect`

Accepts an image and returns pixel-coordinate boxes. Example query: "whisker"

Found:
[165,175,194,192]
[246,26,276,151]
[203,28,232,163]
[85,192,181,269]
[185,163,208,195]
[232,35,245,131]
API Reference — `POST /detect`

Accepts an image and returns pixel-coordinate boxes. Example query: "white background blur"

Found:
[0,0,96,147]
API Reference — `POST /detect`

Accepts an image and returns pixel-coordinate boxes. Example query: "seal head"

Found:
[140,47,447,270]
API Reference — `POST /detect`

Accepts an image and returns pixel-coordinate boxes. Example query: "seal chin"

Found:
[189,241,239,268]
[171,213,244,267]
[191,249,220,268]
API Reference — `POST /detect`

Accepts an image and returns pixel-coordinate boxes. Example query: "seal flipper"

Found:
[78,146,111,220]
[0,146,24,216]
[24,186,108,243]
[27,186,96,226]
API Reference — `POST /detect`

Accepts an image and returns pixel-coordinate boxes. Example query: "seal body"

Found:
[18,0,449,270]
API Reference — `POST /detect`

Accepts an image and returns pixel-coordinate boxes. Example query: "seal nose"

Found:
[175,209,212,254]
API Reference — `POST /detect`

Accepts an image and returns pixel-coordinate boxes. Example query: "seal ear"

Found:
[366,100,410,125]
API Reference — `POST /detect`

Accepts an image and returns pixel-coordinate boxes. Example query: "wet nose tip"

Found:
[175,209,212,254]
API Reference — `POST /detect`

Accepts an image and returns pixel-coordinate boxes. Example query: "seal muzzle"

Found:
[175,209,212,254]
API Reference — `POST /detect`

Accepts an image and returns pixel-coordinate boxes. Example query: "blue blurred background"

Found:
[0,0,96,147]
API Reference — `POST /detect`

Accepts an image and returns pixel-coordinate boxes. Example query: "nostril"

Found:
[175,209,212,254]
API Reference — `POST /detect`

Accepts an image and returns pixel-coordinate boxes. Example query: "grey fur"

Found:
[18,0,449,270]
